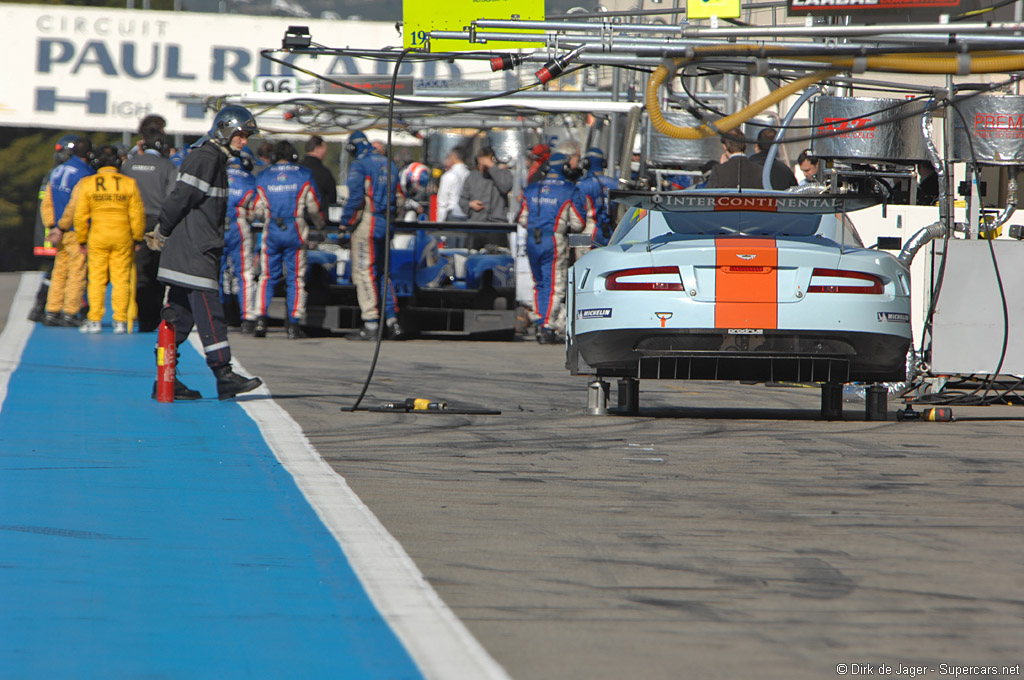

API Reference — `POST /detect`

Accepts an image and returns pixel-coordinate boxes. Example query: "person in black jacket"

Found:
[300,135,337,211]
[123,126,177,332]
[915,161,940,206]
[145,106,262,401]
[749,128,799,190]
[706,135,764,189]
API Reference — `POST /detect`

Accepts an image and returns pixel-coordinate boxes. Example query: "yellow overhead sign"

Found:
[403,0,545,52]
[686,0,741,19]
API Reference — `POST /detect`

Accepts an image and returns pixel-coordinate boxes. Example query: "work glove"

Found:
[144,230,168,252]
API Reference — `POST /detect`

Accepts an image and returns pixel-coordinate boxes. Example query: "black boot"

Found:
[286,321,307,339]
[253,317,267,338]
[29,280,49,322]
[151,378,202,401]
[59,312,82,327]
[385,318,406,340]
[537,327,558,345]
[240,319,256,335]
[214,364,262,400]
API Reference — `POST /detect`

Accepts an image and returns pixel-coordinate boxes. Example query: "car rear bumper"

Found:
[575,328,910,383]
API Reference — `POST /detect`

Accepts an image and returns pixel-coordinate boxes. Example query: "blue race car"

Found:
[304,226,516,338]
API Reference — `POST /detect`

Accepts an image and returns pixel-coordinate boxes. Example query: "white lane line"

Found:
[189,335,512,680]
[0,273,42,413]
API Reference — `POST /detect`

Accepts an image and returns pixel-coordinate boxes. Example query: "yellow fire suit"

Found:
[41,183,87,317]
[74,168,146,324]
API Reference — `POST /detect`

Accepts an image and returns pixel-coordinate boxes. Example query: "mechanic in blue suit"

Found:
[221,154,262,334]
[252,140,325,340]
[42,136,95,327]
[516,151,589,344]
[576,147,618,248]
[340,131,404,341]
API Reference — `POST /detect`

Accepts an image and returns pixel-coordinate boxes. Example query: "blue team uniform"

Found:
[48,155,96,224]
[43,154,96,320]
[221,160,259,321]
[340,146,400,324]
[254,162,323,321]
[577,171,618,247]
[516,164,586,332]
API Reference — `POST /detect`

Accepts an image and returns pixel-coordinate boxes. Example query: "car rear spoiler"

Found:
[609,190,881,214]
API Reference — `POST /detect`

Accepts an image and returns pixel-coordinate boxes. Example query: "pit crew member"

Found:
[576,147,618,247]
[222,154,261,334]
[516,151,588,344]
[252,140,324,339]
[122,127,177,332]
[340,131,403,341]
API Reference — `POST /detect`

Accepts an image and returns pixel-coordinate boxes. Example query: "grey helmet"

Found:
[209,105,258,147]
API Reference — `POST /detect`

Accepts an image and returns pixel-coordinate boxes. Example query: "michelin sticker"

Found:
[878,312,910,323]
[578,308,613,319]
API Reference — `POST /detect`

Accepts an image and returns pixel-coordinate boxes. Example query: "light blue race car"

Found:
[566,191,913,410]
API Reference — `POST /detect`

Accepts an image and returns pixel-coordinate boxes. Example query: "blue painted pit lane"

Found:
[0,290,423,679]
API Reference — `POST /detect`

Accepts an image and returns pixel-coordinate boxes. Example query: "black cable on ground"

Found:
[912,377,1024,406]
[361,406,502,415]
[347,47,413,413]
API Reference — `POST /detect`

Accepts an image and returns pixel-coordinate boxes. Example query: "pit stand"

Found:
[821,382,843,420]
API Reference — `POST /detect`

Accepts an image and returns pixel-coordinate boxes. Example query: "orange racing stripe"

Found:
[714,237,778,329]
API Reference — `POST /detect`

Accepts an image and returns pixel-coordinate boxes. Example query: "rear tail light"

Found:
[605,266,684,291]
[807,268,884,294]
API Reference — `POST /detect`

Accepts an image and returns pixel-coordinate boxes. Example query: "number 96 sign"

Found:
[253,76,300,93]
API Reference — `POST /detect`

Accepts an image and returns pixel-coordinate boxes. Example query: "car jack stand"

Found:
[821,382,843,420]
[588,378,610,415]
[865,384,888,421]
[616,378,639,415]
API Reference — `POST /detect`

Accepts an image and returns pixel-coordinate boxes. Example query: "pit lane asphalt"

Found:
[5,272,1023,680]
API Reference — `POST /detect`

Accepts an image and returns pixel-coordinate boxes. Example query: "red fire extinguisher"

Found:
[155,309,177,403]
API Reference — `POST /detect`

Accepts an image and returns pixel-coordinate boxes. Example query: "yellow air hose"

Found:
[646,58,838,139]
[645,49,1024,140]
[810,51,1024,75]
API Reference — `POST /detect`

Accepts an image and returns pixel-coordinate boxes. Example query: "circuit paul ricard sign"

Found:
[1,4,467,133]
